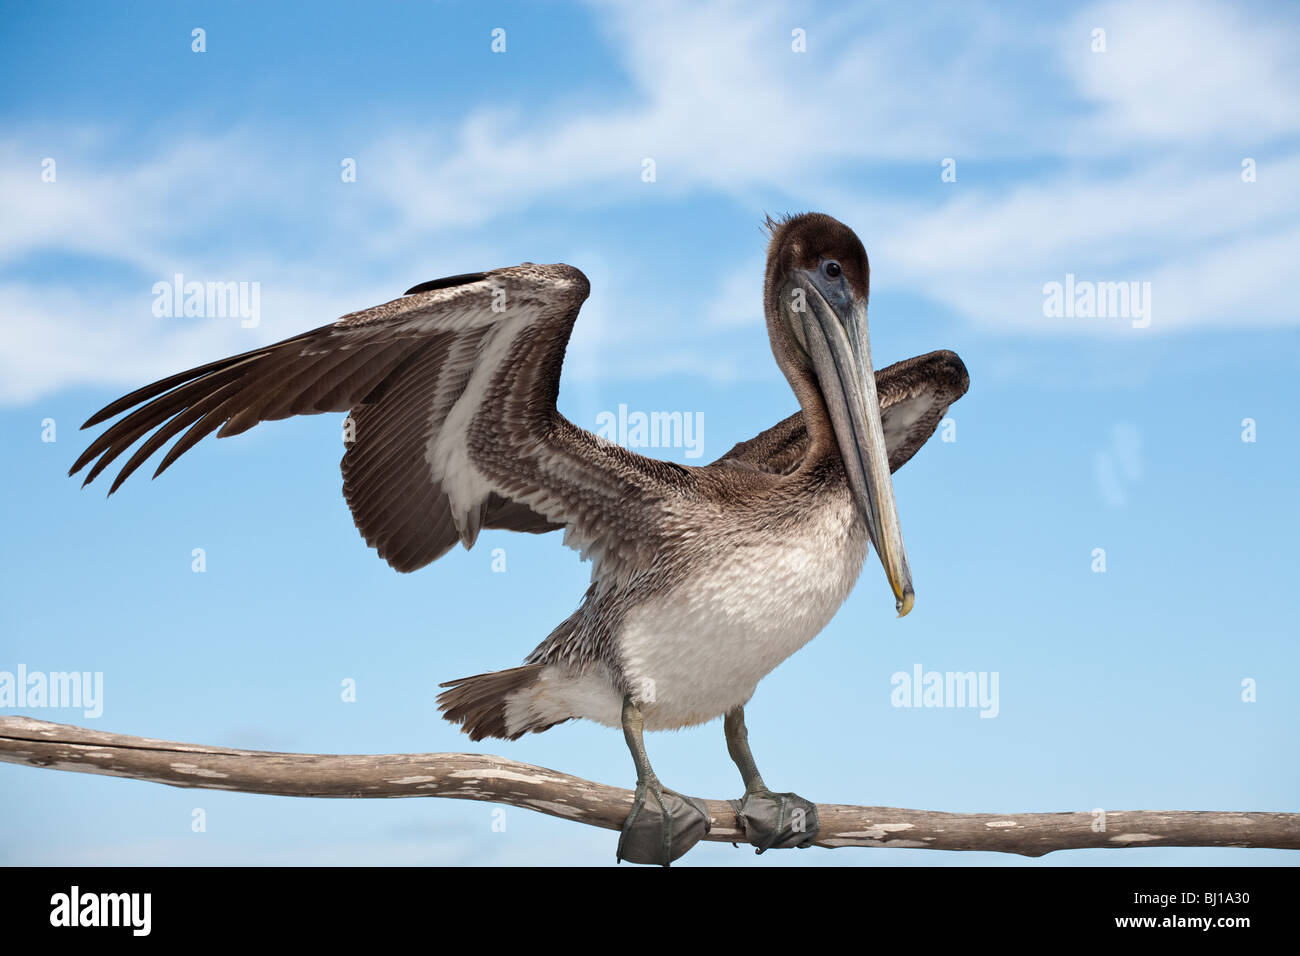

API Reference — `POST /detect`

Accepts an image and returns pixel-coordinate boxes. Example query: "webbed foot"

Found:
[616,776,711,866]
[730,788,819,853]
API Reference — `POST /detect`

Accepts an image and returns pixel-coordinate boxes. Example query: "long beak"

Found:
[799,287,915,617]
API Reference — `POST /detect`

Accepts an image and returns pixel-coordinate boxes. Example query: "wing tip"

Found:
[929,349,970,398]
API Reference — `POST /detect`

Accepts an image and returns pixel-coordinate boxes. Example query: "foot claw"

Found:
[729,789,819,853]
[617,778,711,866]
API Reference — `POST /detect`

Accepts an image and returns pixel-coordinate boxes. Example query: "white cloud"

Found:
[1,0,1298,407]
[869,154,1300,334]
[1065,0,1300,146]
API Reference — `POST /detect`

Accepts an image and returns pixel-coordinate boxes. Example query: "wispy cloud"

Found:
[2,0,1297,406]
[1064,0,1300,146]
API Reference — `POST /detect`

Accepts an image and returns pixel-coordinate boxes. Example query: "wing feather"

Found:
[73,264,631,574]
[714,349,969,475]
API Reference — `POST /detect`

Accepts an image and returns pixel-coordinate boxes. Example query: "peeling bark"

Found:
[2,716,1296,856]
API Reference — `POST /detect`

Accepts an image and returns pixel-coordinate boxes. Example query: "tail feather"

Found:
[437,663,567,741]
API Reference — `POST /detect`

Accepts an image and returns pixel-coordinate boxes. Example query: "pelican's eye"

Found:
[823,260,842,279]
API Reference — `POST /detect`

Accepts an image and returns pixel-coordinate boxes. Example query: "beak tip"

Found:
[896,588,915,618]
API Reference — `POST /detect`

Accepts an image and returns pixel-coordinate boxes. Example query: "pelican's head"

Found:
[763,213,914,617]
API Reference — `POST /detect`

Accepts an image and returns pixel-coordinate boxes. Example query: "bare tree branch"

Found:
[2,716,1295,856]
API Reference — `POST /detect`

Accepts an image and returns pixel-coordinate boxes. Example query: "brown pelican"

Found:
[70,213,969,865]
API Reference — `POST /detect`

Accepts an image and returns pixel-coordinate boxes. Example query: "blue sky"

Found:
[1,0,1297,866]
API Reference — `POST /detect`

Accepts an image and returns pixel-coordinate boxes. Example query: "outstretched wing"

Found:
[71,264,694,575]
[715,350,970,475]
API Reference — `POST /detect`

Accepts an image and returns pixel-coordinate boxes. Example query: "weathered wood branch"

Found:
[1,716,1295,856]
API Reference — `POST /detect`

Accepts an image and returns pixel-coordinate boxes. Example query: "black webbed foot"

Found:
[616,776,711,866]
[730,788,819,853]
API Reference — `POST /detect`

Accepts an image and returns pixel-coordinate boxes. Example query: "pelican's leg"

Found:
[724,705,820,853]
[616,695,711,866]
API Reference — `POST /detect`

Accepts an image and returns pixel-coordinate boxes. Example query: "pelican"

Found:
[71,213,969,864]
